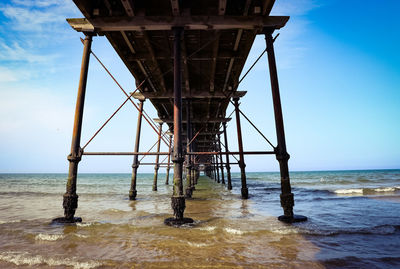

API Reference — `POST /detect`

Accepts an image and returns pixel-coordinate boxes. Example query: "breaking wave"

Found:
[0,252,102,269]
[333,186,400,195]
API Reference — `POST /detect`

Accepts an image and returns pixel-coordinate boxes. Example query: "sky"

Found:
[0,0,399,173]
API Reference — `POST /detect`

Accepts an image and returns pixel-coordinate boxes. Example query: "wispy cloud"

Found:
[271,0,320,16]
[268,0,322,69]
[0,0,81,81]
[0,0,77,33]
[0,39,57,63]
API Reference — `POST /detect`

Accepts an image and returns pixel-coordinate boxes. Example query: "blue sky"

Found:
[0,0,399,173]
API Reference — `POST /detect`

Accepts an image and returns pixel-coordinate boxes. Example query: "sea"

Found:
[0,170,399,268]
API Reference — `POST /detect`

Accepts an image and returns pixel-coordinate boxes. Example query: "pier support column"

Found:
[165,133,172,185]
[218,134,225,185]
[215,142,220,183]
[265,31,307,223]
[165,27,193,226]
[153,122,163,191]
[54,34,93,223]
[185,100,192,198]
[129,98,145,200]
[222,122,232,190]
[233,98,249,199]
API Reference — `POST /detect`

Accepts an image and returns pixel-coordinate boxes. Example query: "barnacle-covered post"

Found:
[165,27,193,225]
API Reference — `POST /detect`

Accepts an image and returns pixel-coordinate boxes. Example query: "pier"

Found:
[54,0,307,225]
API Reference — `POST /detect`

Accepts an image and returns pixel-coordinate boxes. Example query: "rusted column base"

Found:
[129,190,137,200]
[164,196,194,226]
[241,187,249,199]
[185,187,192,198]
[52,217,82,224]
[277,193,307,223]
[63,193,78,219]
[52,194,82,224]
[278,215,308,223]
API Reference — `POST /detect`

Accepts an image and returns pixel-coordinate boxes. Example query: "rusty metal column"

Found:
[215,145,220,183]
[165,27,193,225]
[54,34,93,223]
[153,122,163,191]
[129,99,145,200]
[165,133,172,185]
[222,122,232,190]
[233,97,249,199]
[265,31,307,223]
[218,133,225,185]
[185,100,192,197]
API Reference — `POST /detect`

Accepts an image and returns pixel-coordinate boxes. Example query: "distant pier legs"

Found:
[218,134,225,185]
[153,122,163,191]
[129,98,145,200]
[222,122,232,190]
[165,134,172,185]
[185,100,193,198]
[165,27,193,226]
[54,34,93,223]
[265,31,307,223]
[215,142,220,183]
[233,98,249,199]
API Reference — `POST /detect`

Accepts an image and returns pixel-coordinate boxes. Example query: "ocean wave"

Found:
[187,242,210,247]
[35,234,65,241]
[0,220,21,225]
[224,228,245,235]
[199,226,216,232]
[0,252,102,269]
[77,222,96,227]
[333,186,400,195]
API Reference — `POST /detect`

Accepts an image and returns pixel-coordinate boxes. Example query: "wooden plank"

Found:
[142,32,167,92]
[120,0,134,17]
[120,31,135,53]
[67,16,289,32]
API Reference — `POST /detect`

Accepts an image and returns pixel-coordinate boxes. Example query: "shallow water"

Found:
[0,170,399,268]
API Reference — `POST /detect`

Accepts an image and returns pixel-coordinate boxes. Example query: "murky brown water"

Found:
[1,171,400,268]
[0,175,325,268]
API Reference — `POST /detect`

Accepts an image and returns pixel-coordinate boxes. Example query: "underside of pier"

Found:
[54,0,307,225]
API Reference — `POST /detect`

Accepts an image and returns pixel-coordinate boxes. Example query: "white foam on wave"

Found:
[0,220,21,225]
[334,189,363,194]
[77,222,94,227]
[334,186,400,195]
[373,187,397,192]
[35,234,65,241]
[224,228,245,235]
[0,252,102,269]
[74,234,89,239]
[187,242,209,247]
[270,228,299,235]
[199,226,216,232]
